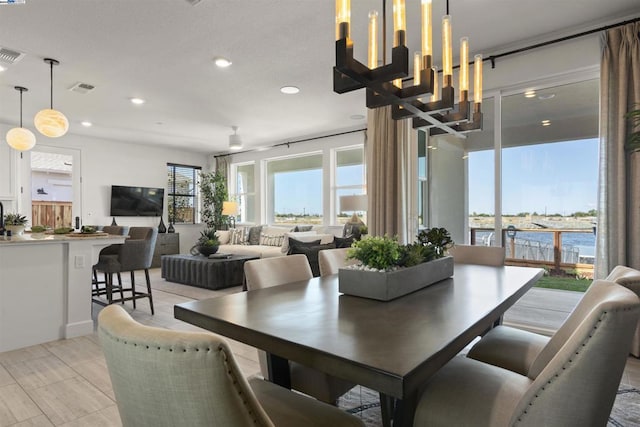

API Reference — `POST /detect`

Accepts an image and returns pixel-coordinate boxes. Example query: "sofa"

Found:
[215,225,354,276]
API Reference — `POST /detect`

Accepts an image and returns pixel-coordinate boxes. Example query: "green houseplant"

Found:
[341,228,455,301]
[200,171,228,229]
[196,228,220,256]
[4,212,28,236]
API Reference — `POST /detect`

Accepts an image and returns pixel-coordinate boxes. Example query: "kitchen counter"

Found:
[0,233,126,352]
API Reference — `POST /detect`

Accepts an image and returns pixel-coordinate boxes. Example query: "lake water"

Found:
[475,230,596,257]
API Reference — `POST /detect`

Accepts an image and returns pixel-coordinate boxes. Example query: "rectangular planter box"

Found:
[338,256,454,301]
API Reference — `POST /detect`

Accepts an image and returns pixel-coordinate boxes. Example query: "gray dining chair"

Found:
[318,248,359,276]
[468,266,640,372]
[93,227,157,314]
[98,305,365,427]
[413,280,640,427]
[93,225,129,299]
[244,255,356,405]
[448,244,506,266]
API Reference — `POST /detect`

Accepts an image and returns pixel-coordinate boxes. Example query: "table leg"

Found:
[379,393,395,427]
[392,392,417,427]
[266,353,291,389]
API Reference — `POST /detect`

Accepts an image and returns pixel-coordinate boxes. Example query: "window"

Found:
[233,162,256,223]
[334,146,365,225]
[266,153,323,225]
[167,163,201,224]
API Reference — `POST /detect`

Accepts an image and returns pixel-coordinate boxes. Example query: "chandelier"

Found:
[334,0,483,137]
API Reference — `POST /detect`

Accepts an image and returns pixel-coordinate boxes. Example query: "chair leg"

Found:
[106,273,113,304]
[145,269,155,315]
[117,273,124,302]
[130,271,137,309]
[379,392,395,427]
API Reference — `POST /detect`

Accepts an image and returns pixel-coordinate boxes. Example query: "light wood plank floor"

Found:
[0,269,638,426]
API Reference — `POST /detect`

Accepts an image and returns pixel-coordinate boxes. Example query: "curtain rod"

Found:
[214,128,366,158]
[484,16,640,69]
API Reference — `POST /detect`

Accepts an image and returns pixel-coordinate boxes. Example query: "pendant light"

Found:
[6,86,36,151]
[34,58,69,138]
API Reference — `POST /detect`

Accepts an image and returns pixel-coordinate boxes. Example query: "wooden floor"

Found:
[0,269,638,426]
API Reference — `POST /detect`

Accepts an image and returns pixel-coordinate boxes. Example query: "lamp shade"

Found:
[34,108,69,138]
[222,201,239,216]
[340,194,368,212]
[6,127,36,151]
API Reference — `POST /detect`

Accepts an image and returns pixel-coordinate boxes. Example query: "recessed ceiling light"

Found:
[130,97,145,105]
[0,65,6,72]
[214,57,232,68]
[524,90,536,98]
[350,114,365,120]
[280,86,300,95]
[541,120,551,126]
[538,93,556,100]
[81,121,92,127]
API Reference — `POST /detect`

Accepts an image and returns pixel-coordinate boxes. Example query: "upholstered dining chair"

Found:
[93,227,157,314]
[318,248,359,276]
[448,244,506,266]
[413,280,639,427]
[605,265,640,357]
[468,266,640,373]
[98,305,364,427]
[244,254,356,404]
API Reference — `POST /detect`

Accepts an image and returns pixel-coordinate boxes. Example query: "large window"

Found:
[233,162,256,223]
[334,146,365,225]
[167,163,201,224]
[266,153,323,225]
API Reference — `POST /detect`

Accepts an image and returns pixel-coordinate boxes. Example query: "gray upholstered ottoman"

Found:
[161,254,258,290]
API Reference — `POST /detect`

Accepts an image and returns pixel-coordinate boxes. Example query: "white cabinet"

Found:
[0,143,16,199]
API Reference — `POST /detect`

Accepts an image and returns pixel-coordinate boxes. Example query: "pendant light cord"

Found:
[19,89,23,127]
[49,61,54,109]
[446,0,449,15]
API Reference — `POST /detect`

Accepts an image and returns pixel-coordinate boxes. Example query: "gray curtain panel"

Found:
[215,155,230,178]
[596,22,640,278]
[366,106,410,242]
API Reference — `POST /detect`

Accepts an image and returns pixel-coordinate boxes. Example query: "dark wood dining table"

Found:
[174,263,543,427]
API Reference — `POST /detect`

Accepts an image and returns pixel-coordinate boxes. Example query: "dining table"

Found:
[174,263,544,427]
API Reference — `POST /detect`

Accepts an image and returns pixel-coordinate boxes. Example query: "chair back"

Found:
[102,225,129,236]
[606,265,640,357]
[318,248,358,276]
[244,254,313,290]
[121,227,158,270]
[448,244,505,266]
[98,305,274,427]
[512,281,640,426]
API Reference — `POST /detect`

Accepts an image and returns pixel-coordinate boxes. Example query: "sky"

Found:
[271,138,599,217]
[469,138,599,215]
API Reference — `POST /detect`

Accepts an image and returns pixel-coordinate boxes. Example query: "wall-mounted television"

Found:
[110,185,164,217]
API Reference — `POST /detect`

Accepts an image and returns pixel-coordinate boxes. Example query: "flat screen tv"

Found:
[110,185,164,217]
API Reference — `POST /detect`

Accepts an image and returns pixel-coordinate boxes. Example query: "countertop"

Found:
[0,233,123,246]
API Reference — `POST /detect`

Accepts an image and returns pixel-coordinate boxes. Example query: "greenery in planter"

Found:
[347,228,454,271]
[197,228,220,248]
[626,105,640,152]
[4,213,28,226]
[30,225,47,233]
[200,171,228,229]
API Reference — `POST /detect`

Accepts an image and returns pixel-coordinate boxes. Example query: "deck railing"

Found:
[470,227,595,278]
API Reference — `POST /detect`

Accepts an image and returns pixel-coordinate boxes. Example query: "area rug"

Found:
[338,385,640,427]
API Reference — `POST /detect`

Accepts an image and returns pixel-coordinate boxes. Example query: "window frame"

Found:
[167,163,202,225]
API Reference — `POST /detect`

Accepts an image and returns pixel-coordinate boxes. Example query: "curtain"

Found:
[595,22,640,278]
[366,106,411,243]
[215,156,230,180]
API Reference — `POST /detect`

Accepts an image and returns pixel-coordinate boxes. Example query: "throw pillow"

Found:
[289,242,337,277]
[293,225,314,232]
[286,238,322,255]
[280,231,319,253]
[260,233,285,247]
[229,228,246,245]
[247,225,263,245]
[334,236,354,248]
[216,230,231,245]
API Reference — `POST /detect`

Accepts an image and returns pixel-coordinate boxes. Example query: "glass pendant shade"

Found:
[34,108,69,137]
[6,127,36,151]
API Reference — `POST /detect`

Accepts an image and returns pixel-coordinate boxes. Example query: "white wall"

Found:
[1,125,211,253]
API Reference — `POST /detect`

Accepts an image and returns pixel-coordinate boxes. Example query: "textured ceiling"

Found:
[0,0,637,154]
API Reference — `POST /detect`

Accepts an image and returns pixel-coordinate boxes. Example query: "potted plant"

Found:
[30,225,47,238]
[196,228,220,256]
[339,228,454,301]
[4,212,28,236]
[200,171,228,229]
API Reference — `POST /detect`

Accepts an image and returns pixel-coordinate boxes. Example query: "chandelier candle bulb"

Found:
[414,52,421,86]
[335,0,350,41]
[394,78,402,89]
[421,0,432,68]
[474,54,483,104]
[393,0,406,47]
[368,10,378,69]
[431,66,439,102]
[442,15,453,85]
[459,37,469,100]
